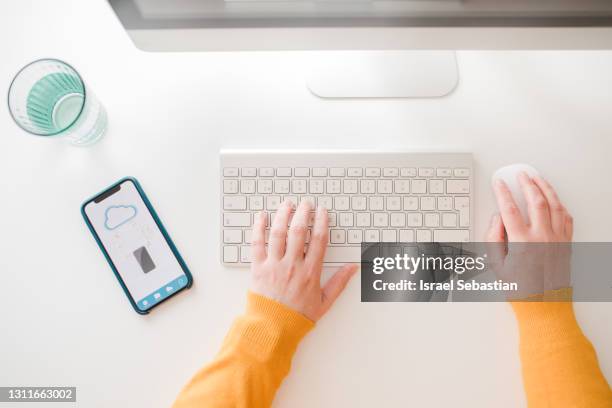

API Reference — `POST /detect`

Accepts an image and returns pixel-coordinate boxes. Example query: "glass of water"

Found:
[8,59,107,146]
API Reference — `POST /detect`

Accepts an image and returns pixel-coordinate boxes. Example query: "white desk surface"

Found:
[2,1,612,407]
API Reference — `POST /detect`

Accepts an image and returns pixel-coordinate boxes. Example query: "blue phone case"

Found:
[81,177,193,314]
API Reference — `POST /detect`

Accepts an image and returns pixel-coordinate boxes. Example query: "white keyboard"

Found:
[221,151,473,266]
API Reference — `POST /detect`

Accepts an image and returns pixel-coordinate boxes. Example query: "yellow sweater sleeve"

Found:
[511,291,612,408]
[172,292,314,408]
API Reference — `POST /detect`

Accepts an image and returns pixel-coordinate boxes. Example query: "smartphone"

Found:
[81,177,192,314]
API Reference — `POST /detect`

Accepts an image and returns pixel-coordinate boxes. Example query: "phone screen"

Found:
[83,179,190,312]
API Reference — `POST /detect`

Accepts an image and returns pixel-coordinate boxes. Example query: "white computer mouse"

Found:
[492,163,540,223]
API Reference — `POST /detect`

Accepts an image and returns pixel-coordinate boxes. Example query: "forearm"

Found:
[173,292,314,408]
[512,292,612,407]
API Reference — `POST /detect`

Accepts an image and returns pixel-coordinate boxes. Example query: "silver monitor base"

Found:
[306,51,459,98]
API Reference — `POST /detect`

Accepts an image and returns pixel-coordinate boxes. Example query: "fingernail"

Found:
[495,178,505,187]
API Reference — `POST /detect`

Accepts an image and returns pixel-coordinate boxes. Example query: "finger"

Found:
[565,213,574,240]
[251,211,267,263]
[285,200,312,260]
[485,213,505,243]
[532,176,567,235]
[305,206,329,267]
[484,213,507,268]
[517,172,551,231]
[320,264,358,317]
[268,201,293,259]
[493,179,527,237]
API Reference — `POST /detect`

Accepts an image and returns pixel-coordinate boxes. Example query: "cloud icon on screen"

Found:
[104,205,138,230]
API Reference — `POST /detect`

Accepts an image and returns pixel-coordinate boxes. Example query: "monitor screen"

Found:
[111,0,612,28]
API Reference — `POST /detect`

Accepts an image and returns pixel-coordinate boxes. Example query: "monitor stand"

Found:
[305,51,459,98]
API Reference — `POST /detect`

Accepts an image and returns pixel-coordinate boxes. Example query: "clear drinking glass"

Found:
[7,59,107,146]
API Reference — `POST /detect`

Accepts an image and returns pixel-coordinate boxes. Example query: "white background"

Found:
[1,1,611,407]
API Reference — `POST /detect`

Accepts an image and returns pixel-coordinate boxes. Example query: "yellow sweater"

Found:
[173,292,612,408]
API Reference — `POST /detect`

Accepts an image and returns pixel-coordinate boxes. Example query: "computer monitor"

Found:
[108,0,612,98]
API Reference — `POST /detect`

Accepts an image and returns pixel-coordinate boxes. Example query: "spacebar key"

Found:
[323,246,361,263]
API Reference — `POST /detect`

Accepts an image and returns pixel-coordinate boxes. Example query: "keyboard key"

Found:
[447,179,470,194]
[292,179,307,194]
[361,180,376,194]
[419,168,434,177]
[438,197,453,211]
[223,167,239,177]
[403,197,418,211]
[364,230,380,242]
[260,167,274,177]
[399,229,415,242]
[377,180,393,194]
[328,212,337,227]
[365,168,381,177]
[223,230,242,243]
[224,196,247,210]
[318,196,333,210]
[382,230,397,242]
[274,179,290,194]
[400,168,417,177]
[351,196,367,210]
[309,179,325,194]
[343,179,358,194]
[223,213,250,227]
[434,229,470,242]
[383,168,399,177]
[334,196,350,210]
[301,196,316,206]
[407,212,423,227]
[312,167,328,177]
[390,212,406,227]
[425,213,440,227]
[369,196,384,210]
[277,167,292,177]
[244,230,252,244]
[327,179,341,194]
[442,213,457,227]
[411,179,427,194]
[330,229,346,244]
[394,180,410,194]
[347,167,363,177]
[241,167,257,177]
[386,196,401,211]
[339,212,354,227]
[356,212,371,227]
[223,179,238,194]
[455,197,470,227]
[294,167,310,177]
[257,179,273,193]
[223,246,239,262]
[266,196,281,210]
[330,168,345,177]
[454,168,470,177]
[240,246,251,263]
[417,230,432,242]
[283,195,298,207]
[373,213,389,227]
[436,168,452,177]
[347,230,363,244]
[429,179,444,194]
[420,196,436,211]
[249,196,264,210]
[240,179,256,194]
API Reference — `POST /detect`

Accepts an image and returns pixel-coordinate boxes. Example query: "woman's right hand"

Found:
[486,172,573,298]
